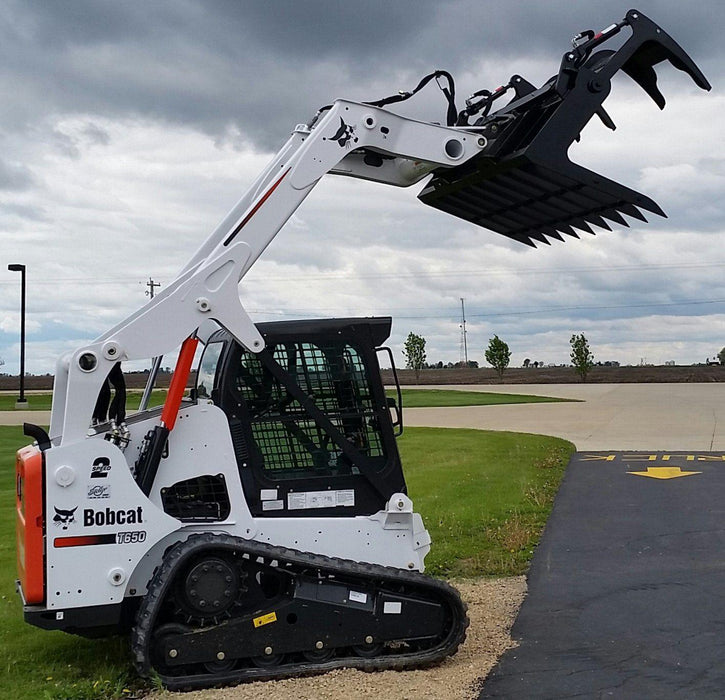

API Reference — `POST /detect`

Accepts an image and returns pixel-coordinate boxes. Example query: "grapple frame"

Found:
[419,9,711,246]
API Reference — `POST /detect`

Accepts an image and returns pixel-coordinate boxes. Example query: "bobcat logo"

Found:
[53,506,77,530]
[327,117,358,148]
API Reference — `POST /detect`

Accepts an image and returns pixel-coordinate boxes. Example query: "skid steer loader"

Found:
[15,9,709,689]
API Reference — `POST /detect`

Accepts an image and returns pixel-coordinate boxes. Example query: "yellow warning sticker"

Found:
[253,612,277,628]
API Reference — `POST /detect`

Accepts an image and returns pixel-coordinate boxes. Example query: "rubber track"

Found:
[131,533,469,690]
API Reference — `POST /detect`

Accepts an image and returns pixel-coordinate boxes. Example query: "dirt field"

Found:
[2,364,723,392]
[384,363,725,385]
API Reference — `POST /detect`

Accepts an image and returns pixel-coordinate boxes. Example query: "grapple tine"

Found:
[516,235,538,248]
[584,215,612,231]
[631,197,666,218]
[567,218,594,234]
[528,232,552,246]
[618,203,649,222]
[556,223,578,238]
[543,229,565,242]
[601,209,629,227]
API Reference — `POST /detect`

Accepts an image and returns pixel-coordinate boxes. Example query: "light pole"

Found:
[7,264,28,408]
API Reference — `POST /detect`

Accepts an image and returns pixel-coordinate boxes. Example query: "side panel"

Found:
[16,446,45,604]
[44,439,180,611]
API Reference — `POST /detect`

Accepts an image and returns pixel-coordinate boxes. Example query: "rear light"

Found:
[16,445,44,604]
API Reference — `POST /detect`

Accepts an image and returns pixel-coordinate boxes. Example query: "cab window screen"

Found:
[235,340,385,479]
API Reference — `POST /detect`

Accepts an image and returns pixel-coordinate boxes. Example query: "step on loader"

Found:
[15,9,709,690]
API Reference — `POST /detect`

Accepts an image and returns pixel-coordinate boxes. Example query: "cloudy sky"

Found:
[0,0,722,376]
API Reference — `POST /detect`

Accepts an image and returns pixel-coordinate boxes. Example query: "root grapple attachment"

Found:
[419,9,710,246]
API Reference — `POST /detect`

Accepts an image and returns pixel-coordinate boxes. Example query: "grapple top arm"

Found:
[559,9,711,106]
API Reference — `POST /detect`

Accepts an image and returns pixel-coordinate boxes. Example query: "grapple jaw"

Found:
[419,9,711,247]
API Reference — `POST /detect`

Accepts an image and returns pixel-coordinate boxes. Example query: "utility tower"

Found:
[459,298,468,367]
[145,278,161,299]
[140,277,162,411]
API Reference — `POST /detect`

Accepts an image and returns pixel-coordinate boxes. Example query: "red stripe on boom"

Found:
[224,168,291,245]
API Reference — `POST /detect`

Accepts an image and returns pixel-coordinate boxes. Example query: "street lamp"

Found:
[7,263,28,408]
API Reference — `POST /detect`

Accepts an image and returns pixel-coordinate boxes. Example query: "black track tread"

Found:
[131,533,468,690]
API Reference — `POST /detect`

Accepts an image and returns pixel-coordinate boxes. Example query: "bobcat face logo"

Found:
[53,506,77,530]
[327,117,358,148]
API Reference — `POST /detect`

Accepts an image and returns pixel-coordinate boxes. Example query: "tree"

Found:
[403,332,426,382]
[485,335,511,380]
[523,358,530,368]
[570,333,595,382]
[719,347,725,365]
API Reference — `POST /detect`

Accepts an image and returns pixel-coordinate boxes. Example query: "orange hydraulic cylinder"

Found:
[161,337,200,431]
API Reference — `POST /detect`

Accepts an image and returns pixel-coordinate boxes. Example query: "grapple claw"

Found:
[419,9,709,246]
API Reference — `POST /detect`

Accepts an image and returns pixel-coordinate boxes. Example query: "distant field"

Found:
[382,363,725,385]
[1,362,723,394]
[387,389,572,408]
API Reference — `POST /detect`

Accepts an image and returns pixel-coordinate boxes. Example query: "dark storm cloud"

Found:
[1,0,720,149]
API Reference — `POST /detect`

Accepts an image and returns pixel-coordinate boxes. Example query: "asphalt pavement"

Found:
[480,450,725,698]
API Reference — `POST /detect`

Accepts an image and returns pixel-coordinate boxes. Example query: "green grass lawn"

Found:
[0,391,169,412]
[0,425,573,698]
[401,427,574,577]
[386,388,572,408]
[1,389,569,412]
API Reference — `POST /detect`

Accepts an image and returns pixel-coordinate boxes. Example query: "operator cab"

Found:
[195,317,405,518]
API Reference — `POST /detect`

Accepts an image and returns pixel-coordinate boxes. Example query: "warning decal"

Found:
[253,612,277,628]
[287,489,355,510]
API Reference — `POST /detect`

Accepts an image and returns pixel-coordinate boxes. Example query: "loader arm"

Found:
[50,103,487,441]
[47,8,708,444]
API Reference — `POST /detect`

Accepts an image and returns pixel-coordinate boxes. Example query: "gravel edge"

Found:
[154,576,526,700]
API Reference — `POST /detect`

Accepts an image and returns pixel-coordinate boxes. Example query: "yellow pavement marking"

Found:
[581,454,725,463]
[628,467,702,480]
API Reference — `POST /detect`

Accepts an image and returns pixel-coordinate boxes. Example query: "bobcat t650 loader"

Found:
[15,10,709,689]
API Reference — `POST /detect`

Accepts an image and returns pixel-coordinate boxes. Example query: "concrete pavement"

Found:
[0,410,49,426]
[403,383,725,451]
